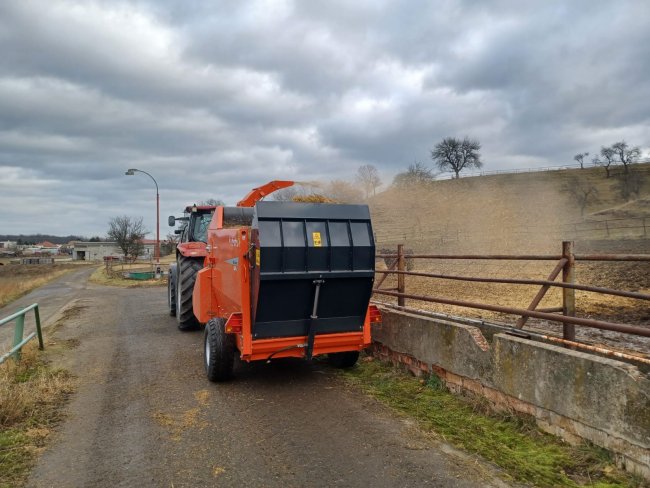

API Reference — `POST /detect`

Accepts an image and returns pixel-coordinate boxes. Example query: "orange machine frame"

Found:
[192,206,380,362]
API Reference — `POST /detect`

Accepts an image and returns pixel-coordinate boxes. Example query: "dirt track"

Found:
[24,276,513,488]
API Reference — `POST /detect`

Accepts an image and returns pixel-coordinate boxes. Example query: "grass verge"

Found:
[342,358,645,488]
[0,266,80,309]
[89,266,166,288]
[0,343,75,488]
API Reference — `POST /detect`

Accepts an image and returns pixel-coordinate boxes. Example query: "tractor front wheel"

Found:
[204,318,235,382]
[328,351,359,369]
[176,256,202,330]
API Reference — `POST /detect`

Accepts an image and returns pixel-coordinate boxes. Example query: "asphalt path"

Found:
[0,266,96,354]
[22,276,514,487]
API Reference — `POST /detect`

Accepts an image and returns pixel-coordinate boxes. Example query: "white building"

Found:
[71,240,158,261]
[72,241,122,261]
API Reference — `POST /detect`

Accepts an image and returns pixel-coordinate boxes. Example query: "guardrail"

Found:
[374,242,650,342]
[0,303,44,364]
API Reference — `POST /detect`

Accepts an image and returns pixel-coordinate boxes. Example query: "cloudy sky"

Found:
[1,0,648,237]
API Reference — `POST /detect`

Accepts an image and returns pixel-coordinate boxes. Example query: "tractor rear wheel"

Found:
[167,267,177,317]
[328,351,359,369]
[176,256,203,330]
[204,318,235,382]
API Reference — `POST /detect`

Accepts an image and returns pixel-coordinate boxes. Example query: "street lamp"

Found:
[125,168,160,265]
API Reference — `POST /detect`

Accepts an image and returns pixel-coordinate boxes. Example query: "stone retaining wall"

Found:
[371,309,650,478]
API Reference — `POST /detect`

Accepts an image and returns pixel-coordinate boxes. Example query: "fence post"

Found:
[34,305,44,350]
[12,314,25,361]
[562,241,576,341]
[397,244,405,307]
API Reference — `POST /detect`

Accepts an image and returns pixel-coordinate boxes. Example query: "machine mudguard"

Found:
[192,267,214,324]
[177,242,208,258]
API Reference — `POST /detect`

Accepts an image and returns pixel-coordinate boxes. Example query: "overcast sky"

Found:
[1,0,648,237]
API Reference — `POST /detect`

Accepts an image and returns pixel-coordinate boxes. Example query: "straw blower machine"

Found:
[169,180,381,381]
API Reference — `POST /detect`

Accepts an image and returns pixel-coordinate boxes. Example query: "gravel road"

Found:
[23,276,514,488]
[0,266,95,353]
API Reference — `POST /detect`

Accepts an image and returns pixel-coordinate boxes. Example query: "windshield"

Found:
[192,212,214,242]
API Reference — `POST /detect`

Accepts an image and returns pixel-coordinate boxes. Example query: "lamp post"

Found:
[125,168,159,265]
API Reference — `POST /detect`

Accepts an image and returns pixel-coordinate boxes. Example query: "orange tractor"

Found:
[187,180,381,381]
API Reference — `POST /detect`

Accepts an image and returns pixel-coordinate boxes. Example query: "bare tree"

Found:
[573,152,589,169]
[355,164,382,198]
[562,176,600,216]
[200,198,225,206]
[615,168,645,201]
[107,216,147,261]
[430,136,482,179]
[611,141,641,174]
[594,146,617,178]
[393,162,437,187]
[161,231,180,256]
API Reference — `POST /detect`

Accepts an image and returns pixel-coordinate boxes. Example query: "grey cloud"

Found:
[0,0,648,236]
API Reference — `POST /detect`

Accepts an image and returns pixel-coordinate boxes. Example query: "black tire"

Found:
[204,318,235,382]
[328,351,360,369]
[168,266,177,317]
[176,256,203,330]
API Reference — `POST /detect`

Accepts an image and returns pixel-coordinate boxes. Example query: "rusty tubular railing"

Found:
[374,241,650,341]
[377,253,563,260]
[374,269,650,302]
[372,289,650,337]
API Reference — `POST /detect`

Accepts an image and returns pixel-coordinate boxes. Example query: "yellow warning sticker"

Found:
[312,232,322,247]
[255,249,260,266]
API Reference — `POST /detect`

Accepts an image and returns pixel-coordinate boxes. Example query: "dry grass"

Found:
[371,163,650,252]
[0,343,75,488]
[369,164,649,354]
[89,265,166,288]
[159,254,176,265]
[0,264,82,309]
[344,359,645,487]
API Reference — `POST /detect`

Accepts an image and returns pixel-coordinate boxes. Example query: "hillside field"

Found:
[370,163,650,355]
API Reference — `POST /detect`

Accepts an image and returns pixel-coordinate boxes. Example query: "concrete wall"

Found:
[372,309,650,479]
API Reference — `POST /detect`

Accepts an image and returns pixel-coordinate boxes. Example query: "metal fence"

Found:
[373,242,650,344]
[0,303,44,364]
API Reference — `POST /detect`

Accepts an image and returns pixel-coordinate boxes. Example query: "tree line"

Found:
[566,140,646,216]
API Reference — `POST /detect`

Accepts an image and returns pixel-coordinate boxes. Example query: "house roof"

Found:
[37,241,59,248]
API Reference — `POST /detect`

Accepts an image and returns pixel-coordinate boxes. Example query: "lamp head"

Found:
[125,169,136,175]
